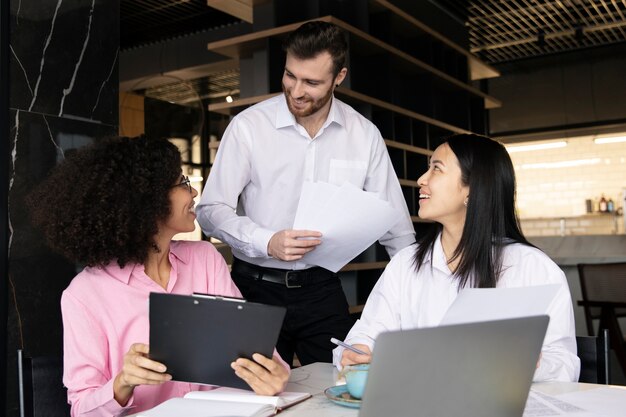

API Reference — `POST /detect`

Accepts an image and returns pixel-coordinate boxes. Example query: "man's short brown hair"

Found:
[283,21,348,78]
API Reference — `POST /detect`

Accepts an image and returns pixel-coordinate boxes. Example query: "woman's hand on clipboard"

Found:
[113,343,172,406]
[231,352,289,395]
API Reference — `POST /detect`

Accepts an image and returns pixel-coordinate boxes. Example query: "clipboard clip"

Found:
[192,292,247,303]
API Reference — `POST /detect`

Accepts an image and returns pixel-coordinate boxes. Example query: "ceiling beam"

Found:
[120,59,239,93]
[207,0,274,23]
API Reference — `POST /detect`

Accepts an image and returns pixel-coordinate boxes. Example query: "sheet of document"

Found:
[440,284,560,325]
[523,386,626,417]
[555,386,626,417]
[292,182,400,272]
[185,387,311,409]
[136,397,273,417]
[524,390,598,417]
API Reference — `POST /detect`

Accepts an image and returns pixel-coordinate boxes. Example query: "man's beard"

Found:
[282,83,334,118]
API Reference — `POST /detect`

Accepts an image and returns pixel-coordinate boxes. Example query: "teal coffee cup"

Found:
[343,364,370,399]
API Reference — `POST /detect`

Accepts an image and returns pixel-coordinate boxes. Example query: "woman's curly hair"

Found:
[27,135,182,268]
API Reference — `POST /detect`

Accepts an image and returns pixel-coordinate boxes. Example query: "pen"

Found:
[330,337,368,355]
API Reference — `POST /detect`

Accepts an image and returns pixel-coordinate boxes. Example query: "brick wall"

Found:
[509,135,626,235]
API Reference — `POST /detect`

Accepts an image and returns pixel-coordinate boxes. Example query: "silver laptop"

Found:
[359,315,549,417]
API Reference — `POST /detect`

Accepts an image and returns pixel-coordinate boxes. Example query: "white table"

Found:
[282,363,626,417]
[131,363,626,417]
[280,362,356,417]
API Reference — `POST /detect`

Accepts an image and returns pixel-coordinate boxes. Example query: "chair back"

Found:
[576,329,610,384]
[577,262,626,335]
[17,349,71,417]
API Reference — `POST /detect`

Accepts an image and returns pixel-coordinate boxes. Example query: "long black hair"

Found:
[413,134,534,289]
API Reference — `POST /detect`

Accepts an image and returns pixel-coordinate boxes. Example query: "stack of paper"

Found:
[524,387,626,417]
[292,182,400,272]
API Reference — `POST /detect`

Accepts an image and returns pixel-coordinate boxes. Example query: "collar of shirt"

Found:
[102,241,190,286]
[275,93,346,135]
[428,234,453,274]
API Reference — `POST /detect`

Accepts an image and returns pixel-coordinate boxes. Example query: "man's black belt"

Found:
[232,258,337,288]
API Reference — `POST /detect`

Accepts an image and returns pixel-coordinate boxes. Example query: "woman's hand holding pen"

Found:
[113,343,172,406]
[340,344,372,367]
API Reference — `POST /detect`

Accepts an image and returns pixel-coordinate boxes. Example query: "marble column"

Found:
[5,0,119,415]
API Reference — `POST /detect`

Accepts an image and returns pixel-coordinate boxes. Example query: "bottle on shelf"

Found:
[607,198,614,213]
[593,197,600,212]
[599,195,608,212]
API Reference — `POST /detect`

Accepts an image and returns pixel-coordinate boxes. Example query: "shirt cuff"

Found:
[78,378,135,416]
[251,227,276,258]
[273,349,291,375]
[332,337,374,370]
[332,346,344,369]
[380,233,416,257]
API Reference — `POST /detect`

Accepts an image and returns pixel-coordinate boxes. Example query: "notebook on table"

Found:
[137,387,311,417]
[359,316,550,417]
[149,292,286,390]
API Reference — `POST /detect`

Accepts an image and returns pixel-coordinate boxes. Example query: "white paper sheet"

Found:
[440,284,561,326]
[136,397,274,417]
[523,390,598,417]
[185,387,311,409]
[292,182,400,272]
[555,386,626,417]
[523,386,626,417]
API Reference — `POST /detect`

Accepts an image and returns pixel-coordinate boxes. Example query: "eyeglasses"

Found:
[172,175,192,193]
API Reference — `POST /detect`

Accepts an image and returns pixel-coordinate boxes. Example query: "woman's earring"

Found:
[464,197,469,207]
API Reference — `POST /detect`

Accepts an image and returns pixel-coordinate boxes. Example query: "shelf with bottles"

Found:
[207,16,500,109]
[368,0,499,82]
[520,212,624,236]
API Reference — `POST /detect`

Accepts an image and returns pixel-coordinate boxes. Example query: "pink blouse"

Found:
[61,240,284,417]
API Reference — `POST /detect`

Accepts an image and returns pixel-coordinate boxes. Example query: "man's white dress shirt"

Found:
[332,237,581,382]
[197,94,416,269]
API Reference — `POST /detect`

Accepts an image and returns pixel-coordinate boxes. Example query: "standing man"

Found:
[196,21,415,366]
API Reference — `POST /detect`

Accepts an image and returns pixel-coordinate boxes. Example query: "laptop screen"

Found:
[359,316,549,417]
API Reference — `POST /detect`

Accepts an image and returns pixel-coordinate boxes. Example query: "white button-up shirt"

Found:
[333,238,581,382]
[197,94,416,269]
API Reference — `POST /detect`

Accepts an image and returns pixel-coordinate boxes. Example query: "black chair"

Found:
[577,329,610,384]
[17,349,71,417]
[577,262,626,376]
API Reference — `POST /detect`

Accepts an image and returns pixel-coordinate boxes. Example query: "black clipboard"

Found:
[149,292,286,389]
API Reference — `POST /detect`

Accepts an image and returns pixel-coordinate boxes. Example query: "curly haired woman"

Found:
[28,136,289,417]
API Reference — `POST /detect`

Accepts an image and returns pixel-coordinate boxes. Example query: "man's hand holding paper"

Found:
[267,229,322,261]
[292,182,401,272]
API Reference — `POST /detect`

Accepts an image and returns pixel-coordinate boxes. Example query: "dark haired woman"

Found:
[28,136,289,417]
[333,134,579,382]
